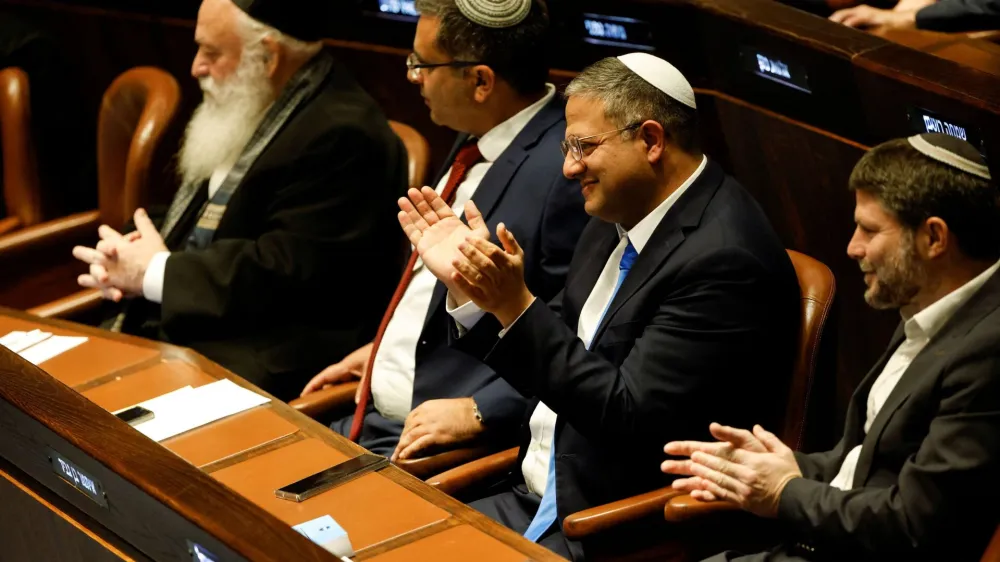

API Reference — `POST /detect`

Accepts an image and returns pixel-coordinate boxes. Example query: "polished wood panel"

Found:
[212,438,451,550]
[0,315,161,386]
[0,307,567,561]
[81,360,216,410]
[164,407,299,468]
[363,525,531,562]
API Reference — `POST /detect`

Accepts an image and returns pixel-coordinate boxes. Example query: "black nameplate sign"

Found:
[582,13,655,51]
[373,0,417,21]
[739,46,812,94]
[907,107,986,156]
[49,448,108,508]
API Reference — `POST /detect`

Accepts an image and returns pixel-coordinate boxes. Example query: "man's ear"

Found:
[261,36,281,79]
[471,65,497,103]
[639,121,666,165]
[922,217,950,259]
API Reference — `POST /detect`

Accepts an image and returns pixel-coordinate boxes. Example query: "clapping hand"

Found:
[661,423,802,518]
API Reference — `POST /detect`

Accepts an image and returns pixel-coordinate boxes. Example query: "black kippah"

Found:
[232,0,333,42]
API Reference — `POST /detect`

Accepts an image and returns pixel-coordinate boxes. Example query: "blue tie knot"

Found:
[619,239,638,272]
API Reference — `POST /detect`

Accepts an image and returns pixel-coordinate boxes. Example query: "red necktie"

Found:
[349,140,483,441]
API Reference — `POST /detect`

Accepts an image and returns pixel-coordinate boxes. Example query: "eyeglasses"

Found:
[406,53,485,81]
[560,123,643,162]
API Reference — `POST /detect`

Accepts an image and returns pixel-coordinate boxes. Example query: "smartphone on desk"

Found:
[114,405,155,426]
[275,453,389,502]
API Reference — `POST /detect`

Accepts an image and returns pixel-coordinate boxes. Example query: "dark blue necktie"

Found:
[522,237,638,542]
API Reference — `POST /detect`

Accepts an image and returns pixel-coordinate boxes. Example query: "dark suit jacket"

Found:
[460,160,800,555]
[122,53,409,401]
[354,96,589,449]
[772,267,1000,562]
[917,0,1000,31]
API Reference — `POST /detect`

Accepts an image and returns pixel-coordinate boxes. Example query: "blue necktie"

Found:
[523,237,638,542]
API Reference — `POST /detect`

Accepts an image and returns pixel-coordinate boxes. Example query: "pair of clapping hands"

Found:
[397,187,536,328]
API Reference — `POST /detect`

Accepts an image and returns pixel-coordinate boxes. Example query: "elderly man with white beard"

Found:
[70,0,409,401]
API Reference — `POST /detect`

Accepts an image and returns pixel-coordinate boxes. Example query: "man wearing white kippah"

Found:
[397,53,800,559]
[663,134,1000,561]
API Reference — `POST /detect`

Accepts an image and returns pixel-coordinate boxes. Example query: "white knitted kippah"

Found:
[617,52,697,109]
[908,133,991,180]
[455,0,531,28]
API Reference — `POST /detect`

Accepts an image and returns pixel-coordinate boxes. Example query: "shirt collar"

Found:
[475,83,557,163]
[903,259,1000,341]
[616,155,708,252]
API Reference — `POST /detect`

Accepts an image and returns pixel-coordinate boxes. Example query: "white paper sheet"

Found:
[18,335,88,365]
[131,379,270,442]
[0,329,53,353]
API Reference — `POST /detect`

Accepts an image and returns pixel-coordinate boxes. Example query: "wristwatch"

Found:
[472,400,485,426]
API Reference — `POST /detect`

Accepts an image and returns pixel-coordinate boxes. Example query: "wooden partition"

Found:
[3,0,1000,447]
[0,307,565,561]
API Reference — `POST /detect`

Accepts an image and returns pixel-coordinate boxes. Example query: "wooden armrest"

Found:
[426,446,519,497]
[0,211,100,256]
[27,288,104,319]
[663,494,741,522]
[0,217,21,236]
[395,445,494,480]
[288,382,359,419]
[562,486,682,540]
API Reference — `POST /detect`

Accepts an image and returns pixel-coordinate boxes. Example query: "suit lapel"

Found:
[589,161,725,345]
[852,268,1000,486]
[422,98,566,331]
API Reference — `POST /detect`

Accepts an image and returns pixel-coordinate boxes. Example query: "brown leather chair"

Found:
[389,119,431,188]
[0,67,180,313]
[983,525,1000,562]
[0,67,42,236]
[426,250,836,560]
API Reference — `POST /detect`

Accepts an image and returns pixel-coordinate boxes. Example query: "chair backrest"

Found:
[0,67,42,228]
[97,67,180,231]
[389,119,431,188]
[782,249,836,450]
[983,525,1000,562]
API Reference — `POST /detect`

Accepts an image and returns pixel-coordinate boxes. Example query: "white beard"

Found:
[177,52,274,187]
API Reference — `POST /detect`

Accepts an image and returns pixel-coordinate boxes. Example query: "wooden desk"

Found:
[0,307,563,562]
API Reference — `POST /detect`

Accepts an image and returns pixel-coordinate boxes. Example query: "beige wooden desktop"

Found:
[0,307,564,562]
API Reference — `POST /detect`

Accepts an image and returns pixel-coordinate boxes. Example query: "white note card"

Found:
[0,329,53,353]
[19,335,88,365]
[131,379,270,442]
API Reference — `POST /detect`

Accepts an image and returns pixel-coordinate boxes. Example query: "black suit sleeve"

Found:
[916,0,1000,31]
[777,351,1000,556]
[160,125,400,331]
[476,246,785,455]
[471,174,585,432]
[795,439,848,482]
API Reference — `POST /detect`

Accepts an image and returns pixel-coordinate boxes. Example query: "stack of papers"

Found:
[128,379,270,442]
[0,329,88,365]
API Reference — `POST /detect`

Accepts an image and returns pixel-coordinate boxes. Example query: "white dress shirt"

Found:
[450,156,708,496]
[829,258,1000,490]
[368,84,557,422]
[142,166,232,303]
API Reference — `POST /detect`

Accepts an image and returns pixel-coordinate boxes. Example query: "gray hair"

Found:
[565,57,699,153]
[234,8,323,61]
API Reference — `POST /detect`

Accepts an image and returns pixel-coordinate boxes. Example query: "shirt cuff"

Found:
[446,292,487,334]
[142,251,171,304]
[498,297,536,338]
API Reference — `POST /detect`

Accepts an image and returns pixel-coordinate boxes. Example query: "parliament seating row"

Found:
[3,0,1000,445]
